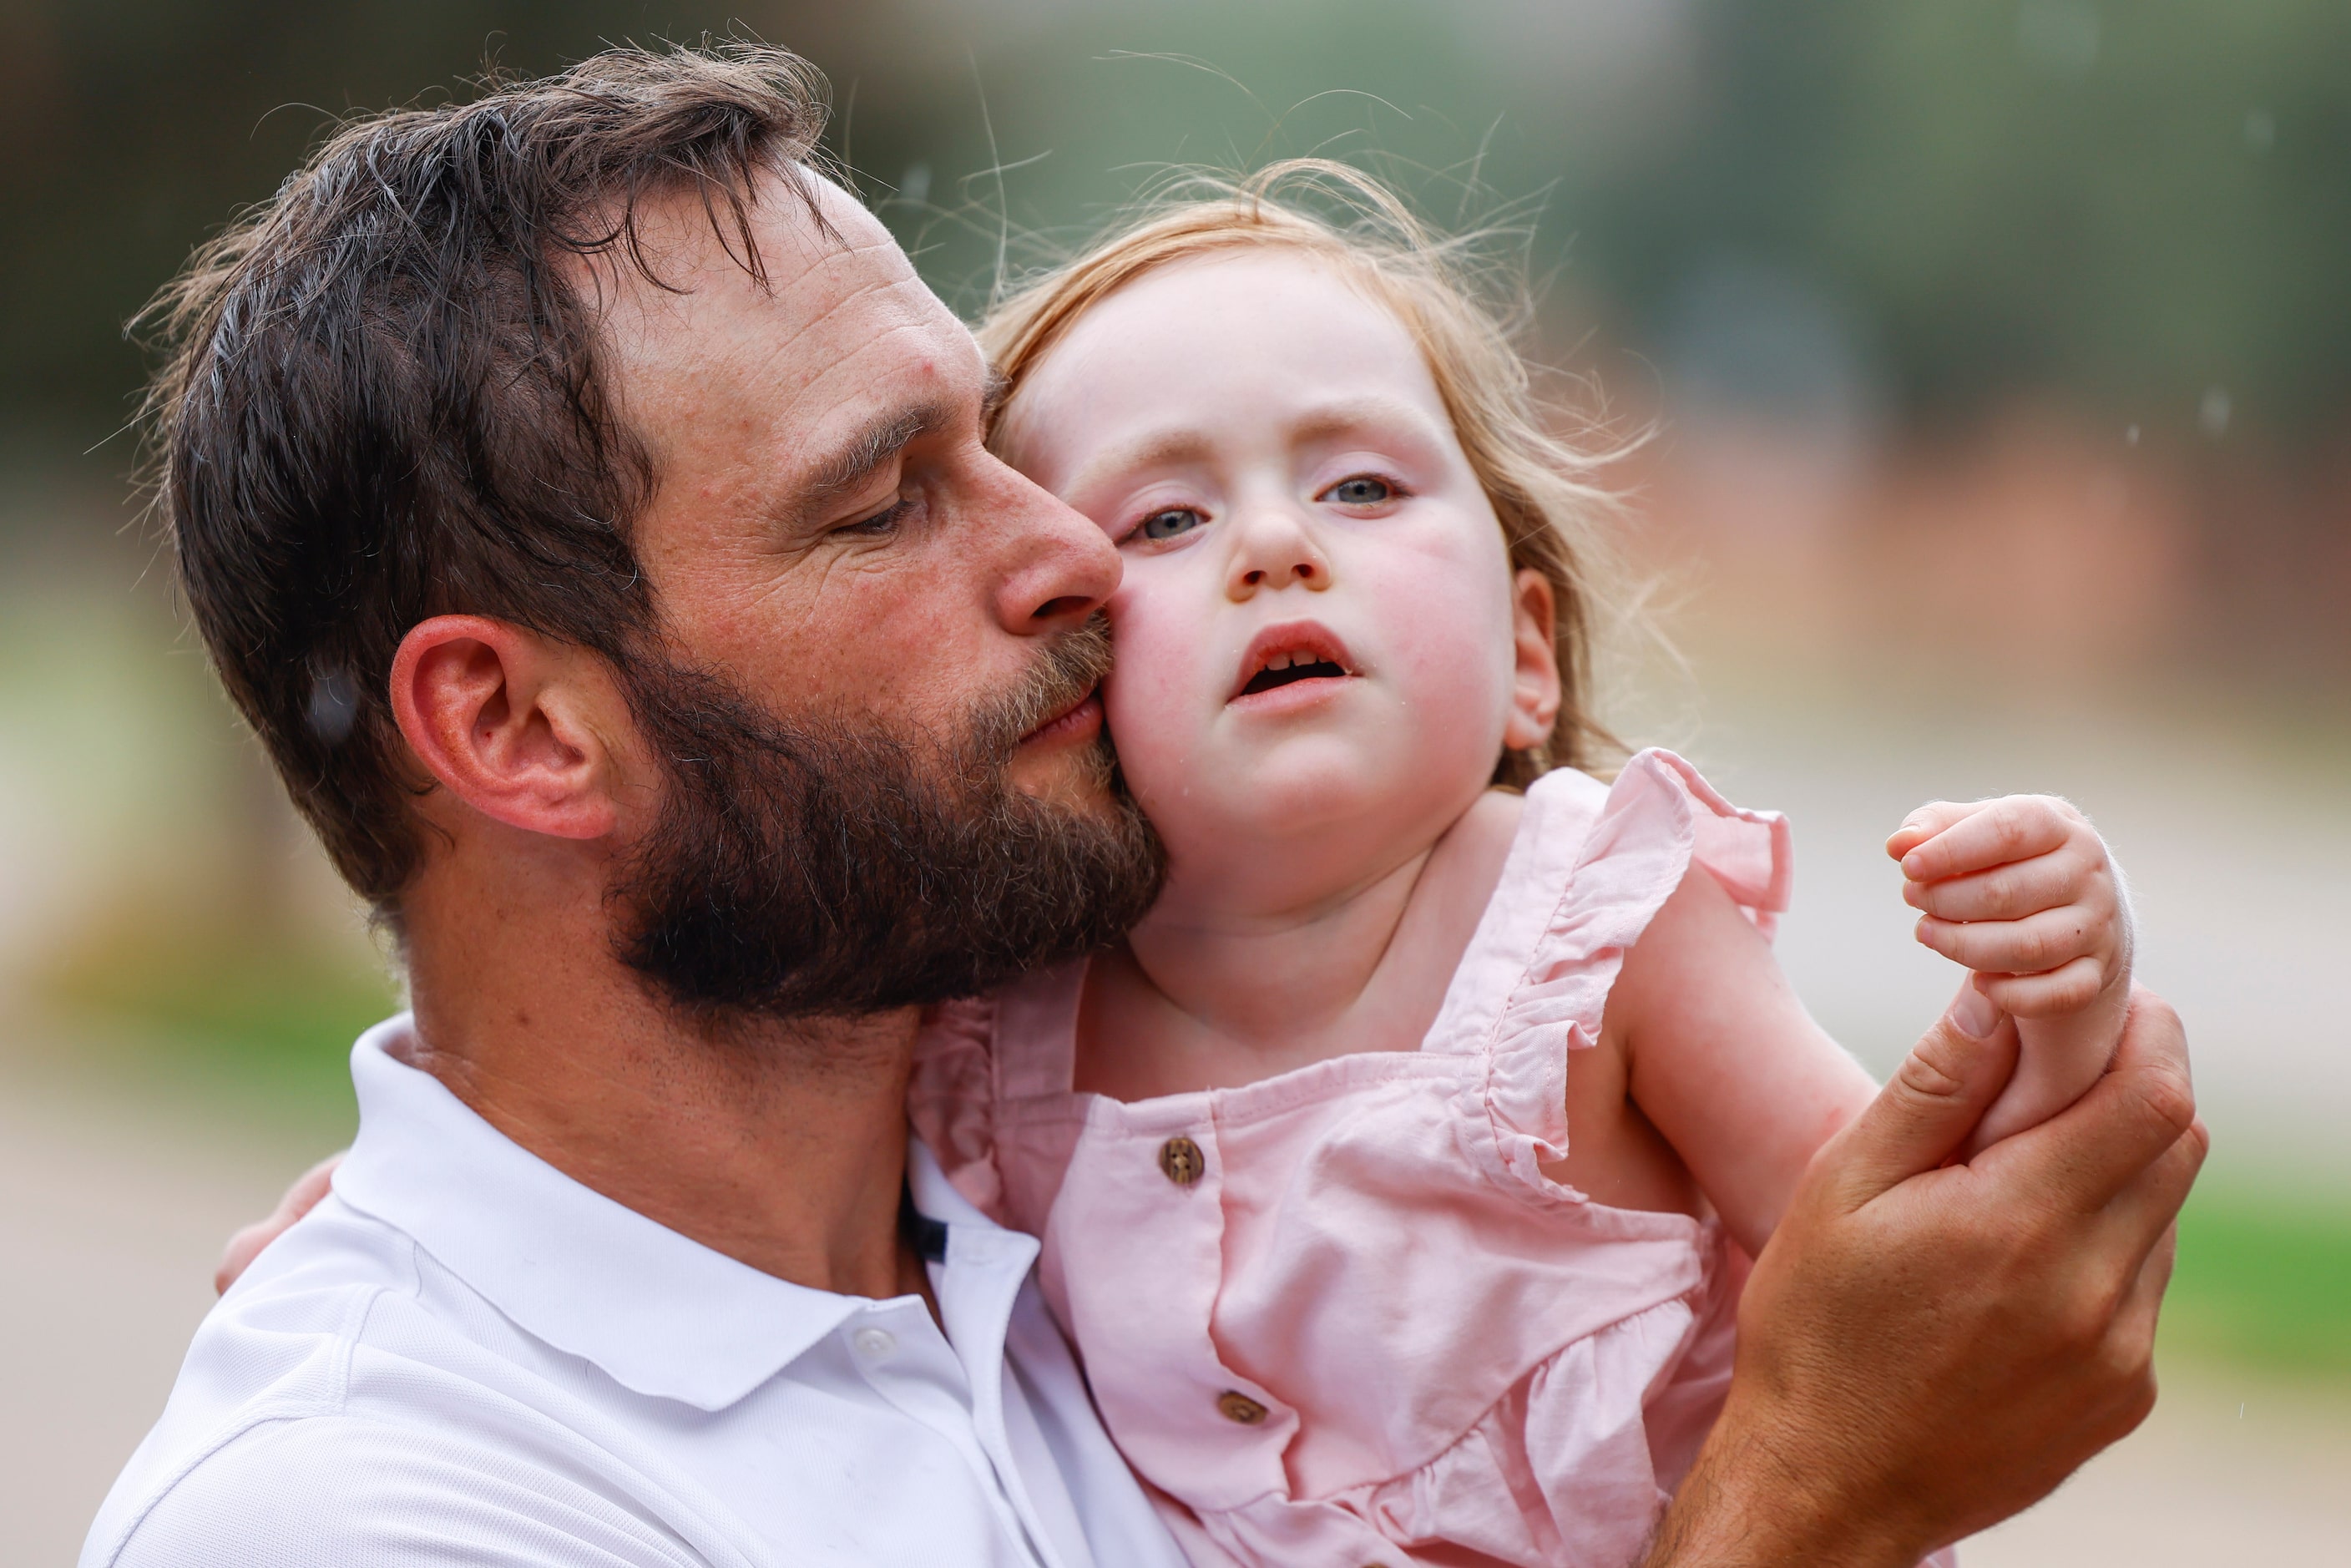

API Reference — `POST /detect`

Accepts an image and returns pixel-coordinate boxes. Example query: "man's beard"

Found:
[609,619,1164,1019]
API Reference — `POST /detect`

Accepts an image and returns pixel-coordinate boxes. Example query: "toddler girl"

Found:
[911,163,2132,1568]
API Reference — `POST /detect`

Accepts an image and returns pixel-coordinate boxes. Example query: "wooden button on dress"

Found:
[1158,1136,1205,1186]
[1216,1390,1267,1425]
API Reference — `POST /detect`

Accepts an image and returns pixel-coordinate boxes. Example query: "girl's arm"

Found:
[1611,793,2129,1257]
[1604,865,1875,1257]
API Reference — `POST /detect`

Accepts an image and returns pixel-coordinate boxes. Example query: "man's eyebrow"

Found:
[791,399,955,523]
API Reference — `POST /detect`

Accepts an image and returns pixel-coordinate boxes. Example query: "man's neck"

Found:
[398,862,924,1302]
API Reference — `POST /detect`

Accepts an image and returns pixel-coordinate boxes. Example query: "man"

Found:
[88,43,2203,1568]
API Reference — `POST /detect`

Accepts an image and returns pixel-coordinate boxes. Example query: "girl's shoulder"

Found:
[1510,750,1792,944]
[1438,751,1793,1129]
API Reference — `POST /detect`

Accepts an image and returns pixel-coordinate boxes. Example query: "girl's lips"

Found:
[1227,670,1354,716]
[1021,689,1104,747]
[1230,620,1359,704]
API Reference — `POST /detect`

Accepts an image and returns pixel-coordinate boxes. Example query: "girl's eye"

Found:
[1324,475,1394,506]
[1138,507,1204,542]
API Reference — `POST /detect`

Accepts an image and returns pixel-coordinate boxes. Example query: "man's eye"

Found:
[1138,507,1204,542]
[1323,475,1394,506]
[841,498,909,536]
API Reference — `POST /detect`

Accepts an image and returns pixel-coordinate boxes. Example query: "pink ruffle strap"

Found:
[1473,750,1792,1192]
[906,996,1009,1221]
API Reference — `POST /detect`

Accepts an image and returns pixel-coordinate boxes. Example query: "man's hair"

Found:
[978,159,1634,786]
[137,43,831,917]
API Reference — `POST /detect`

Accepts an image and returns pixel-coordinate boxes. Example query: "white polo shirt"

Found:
[83,1017,1191,1568]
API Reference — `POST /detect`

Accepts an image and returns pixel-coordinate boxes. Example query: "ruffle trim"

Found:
[1469,749,1792,1196]
[907,995,1009,1222]
[1176,1277,1729,1568]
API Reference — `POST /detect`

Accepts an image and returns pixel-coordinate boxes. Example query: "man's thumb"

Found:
[1833,983,2020,1199]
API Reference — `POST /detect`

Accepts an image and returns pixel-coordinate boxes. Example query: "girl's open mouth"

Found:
[1231,621,1358,704]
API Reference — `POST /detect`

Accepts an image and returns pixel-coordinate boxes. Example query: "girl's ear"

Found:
[1503,568,1562,753]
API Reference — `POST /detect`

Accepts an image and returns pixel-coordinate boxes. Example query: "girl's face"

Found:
[998,250,1560,908]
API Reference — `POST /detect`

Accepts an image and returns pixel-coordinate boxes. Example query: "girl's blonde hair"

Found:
[976,159,1628,786]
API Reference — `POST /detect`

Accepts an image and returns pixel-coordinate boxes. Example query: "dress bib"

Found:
[913,751,1949,1567]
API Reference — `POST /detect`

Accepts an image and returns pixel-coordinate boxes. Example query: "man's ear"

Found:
[1502,569,1563,752]
[388,615,626,841]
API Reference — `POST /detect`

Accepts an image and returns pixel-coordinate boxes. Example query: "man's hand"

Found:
[215,1155,341,1294]
[1645,985,2203,1566]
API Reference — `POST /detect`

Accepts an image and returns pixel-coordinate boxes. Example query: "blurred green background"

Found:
[3,3,2348,1560]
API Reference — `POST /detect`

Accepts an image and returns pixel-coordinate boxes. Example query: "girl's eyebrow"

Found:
[1284,396,1443,448]
[1062,429,1216,498]
[1064,397,1444,498]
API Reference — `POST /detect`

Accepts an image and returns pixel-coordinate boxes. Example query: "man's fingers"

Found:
[2111,1220,2183,1374]
[1984,989,2197,1216]
[1828,984,2020,1201]
[1898,797,2074,883]
[2087,1114,2209,1273]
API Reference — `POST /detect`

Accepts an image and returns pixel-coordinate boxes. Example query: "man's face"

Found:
[602,174,1117,811]
[589,174,1161,1014]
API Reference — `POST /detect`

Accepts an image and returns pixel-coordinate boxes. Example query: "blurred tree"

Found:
[3,0,2345,463]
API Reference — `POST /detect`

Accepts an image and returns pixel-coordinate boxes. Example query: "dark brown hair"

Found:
[137,43,830,918]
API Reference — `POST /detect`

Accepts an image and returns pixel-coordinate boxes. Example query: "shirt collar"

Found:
[334,1014,981,1413]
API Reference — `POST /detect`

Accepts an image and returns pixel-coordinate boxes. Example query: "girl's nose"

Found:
[1225,508,1333,601]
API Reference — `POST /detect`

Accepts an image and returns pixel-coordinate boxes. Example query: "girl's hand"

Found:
[1888,796,2135,1151]
[215,1153,342,1294]
[1886,796,2130,1020]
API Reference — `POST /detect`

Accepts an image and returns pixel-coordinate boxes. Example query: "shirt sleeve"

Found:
[99,1414,710,1568]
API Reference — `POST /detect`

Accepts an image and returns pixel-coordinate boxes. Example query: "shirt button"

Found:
[852,1327,897,1361]
[1216,1390,1267,1425]
[1159,1136,1206,1186]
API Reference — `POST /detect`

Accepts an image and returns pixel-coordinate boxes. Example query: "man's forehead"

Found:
[584,175,993,518]
[595,170,973,391]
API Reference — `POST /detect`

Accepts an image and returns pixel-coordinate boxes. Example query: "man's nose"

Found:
[984,455,1121,632]
[1225,506,1332,601]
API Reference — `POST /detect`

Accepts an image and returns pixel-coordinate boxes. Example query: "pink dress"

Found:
[914,751,1945,1567]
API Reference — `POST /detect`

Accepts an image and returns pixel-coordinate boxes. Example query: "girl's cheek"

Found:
[1100,580,1206,782]
[1368,540,1516,701]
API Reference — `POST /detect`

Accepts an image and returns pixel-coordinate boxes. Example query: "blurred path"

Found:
[0,1034,296,1566]
[1964,1368,2351,1563]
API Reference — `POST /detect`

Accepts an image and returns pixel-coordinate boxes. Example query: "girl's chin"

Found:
[1138,752,1490,855]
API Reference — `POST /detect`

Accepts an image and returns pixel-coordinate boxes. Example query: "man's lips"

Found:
[1231,620,1359,705]
[1020,688,1103,746]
